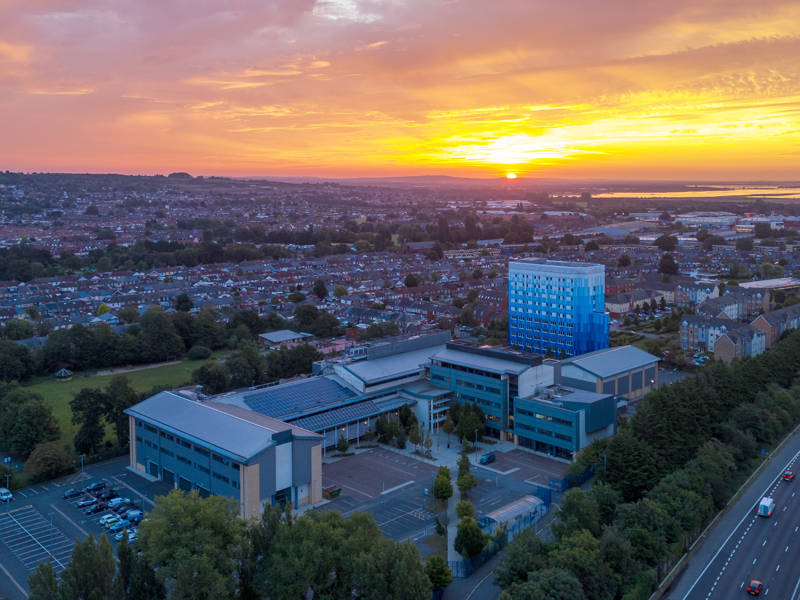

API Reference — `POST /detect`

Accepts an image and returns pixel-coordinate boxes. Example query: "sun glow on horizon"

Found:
[506,172,517,179]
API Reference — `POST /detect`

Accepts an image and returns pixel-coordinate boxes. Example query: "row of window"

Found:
[137,421,240,472]
[516,409,573,428]
[454,379,500,395]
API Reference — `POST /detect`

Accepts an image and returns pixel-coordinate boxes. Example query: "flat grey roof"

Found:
[126,391,276,462]
[561,345,658,378]
[432,347,531,375]
[259,329,311,343]
[343,345,445,385]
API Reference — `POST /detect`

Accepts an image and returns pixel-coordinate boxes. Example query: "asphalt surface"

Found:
[0,456,172,600]
[668,429,800,600]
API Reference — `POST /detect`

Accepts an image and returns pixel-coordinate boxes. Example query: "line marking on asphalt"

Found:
[0,560,28,598]
[380,480,415,495]
[110,476,156,507]
[49,503,87,537]
[681,449,800,600]
[3,511,65,570]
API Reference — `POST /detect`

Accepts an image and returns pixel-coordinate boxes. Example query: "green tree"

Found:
[618,255,631,267]
[425,554,452,592]
[353,538,432,600]
[433,466,453,502]
[8,400,60,458]
[337,435,350,452]
[59,533,116,600]
[114,533,166,600]
[28,561,60,600]
[25,441,73,482]
[333,285,348,298]
[658,253,679,276]
[287,291,305,303]
[498,568,585,600]
[0,340,35,381]
[736,237,754,251]
[549,529,618,600]
[74,413,105,455]
[494,528,549,589]
[605,429,661,503]
[585,240,600,251]
[139,490,246,600]
[2,318,34,340]
[137,306,185,363]
[456,453,478,495]
[654,234,678,251]
[96,303,111,316]
[404,273,420,288]
[754,221,772,238]
[104,375,139,445]
[456,500,475,520]
[174,292,194,312]
[313,279,328,299]
[553,487,601,539]
[454,517,487,559]
[408,422,421,450]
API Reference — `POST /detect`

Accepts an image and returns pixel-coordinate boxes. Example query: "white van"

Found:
[757,496,775,517]
[0,488,12,503]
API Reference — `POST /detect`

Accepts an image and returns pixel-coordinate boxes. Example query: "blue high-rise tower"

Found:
[508,258,609,357]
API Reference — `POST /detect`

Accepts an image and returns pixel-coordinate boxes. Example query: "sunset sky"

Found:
[2,0,800,179]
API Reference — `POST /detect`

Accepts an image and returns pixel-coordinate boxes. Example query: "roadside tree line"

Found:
[495,328,800,600]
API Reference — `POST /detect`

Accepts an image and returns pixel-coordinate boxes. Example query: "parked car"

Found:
[0,488,13,503]
[479,452,496,465]
[77,497,97,508]
[126,510,144,523]
[113,502,135,515]
[85,482,106,493]
[99,514,120,527]
[99,489,119,501]
[109,519,131,533]
[63,489,82,500]
[107,497,130,508]
[85,503,106,515]
[114,528,137,542]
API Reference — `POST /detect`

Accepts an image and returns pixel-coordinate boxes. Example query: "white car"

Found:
[115,528,137,542]
[0,488,13,503]
[99,513,119,526]
[107,497,131,508]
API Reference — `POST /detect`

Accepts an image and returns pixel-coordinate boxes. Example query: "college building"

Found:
[508,258,609,357]
[126,391,323,519]
[556,345,659,400]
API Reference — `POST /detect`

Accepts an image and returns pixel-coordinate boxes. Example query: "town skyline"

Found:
[2,1,800,179]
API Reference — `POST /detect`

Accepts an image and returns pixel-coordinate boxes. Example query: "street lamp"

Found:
[80,454,85,475]
[474,429,478,462]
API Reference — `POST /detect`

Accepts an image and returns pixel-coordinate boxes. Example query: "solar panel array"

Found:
[242,378,355,419]
[290,400,378,432]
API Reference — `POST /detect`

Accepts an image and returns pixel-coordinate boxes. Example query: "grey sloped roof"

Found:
[562,345,658,378]
[125,391,276,462]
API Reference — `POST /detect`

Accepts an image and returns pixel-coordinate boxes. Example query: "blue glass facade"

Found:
[508,259,609,357]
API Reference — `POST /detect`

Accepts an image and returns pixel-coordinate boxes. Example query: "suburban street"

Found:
[668,429,800,599]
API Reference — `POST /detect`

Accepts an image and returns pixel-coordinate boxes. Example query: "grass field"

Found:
[21,357,220,447]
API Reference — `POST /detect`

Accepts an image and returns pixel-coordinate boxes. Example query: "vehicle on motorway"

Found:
[77,497,97,508]
[746,579,764,595]
[757,496,775,517]
[479,452,496,465]
[781,470,794,481]
[0,488,13,503]
[107,497,130,508]
[99,514,120,527]
[85,503,106,515]
[62,489,82,499]
[109,519,132,533]
[85,481,106,493]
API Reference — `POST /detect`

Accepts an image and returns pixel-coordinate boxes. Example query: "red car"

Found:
[746,580,764,596]
[782,470,794,482]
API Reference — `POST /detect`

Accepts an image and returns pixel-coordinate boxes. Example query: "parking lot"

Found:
[321,448,440,541]
[483,448,569,486]
[0,505,74,576]
[0,456,173,600]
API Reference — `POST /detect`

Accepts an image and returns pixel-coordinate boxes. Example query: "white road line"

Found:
[790,575,800,600]
[4,511,66,570]
[0,560,29,598]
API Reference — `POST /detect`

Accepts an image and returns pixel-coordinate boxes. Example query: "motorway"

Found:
[669,433,800,600]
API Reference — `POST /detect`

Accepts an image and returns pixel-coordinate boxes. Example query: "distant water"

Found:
[594,186,800,199]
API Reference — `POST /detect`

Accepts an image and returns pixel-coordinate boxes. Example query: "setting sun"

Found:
[506,173,517,179]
